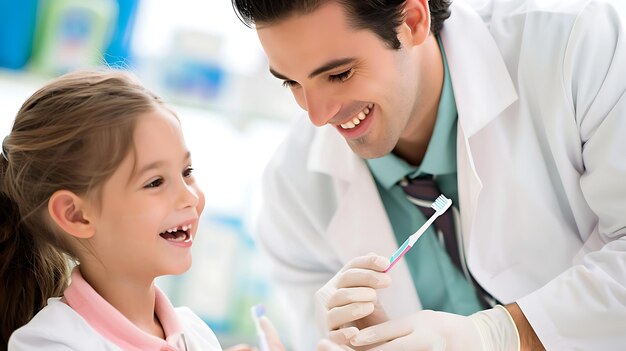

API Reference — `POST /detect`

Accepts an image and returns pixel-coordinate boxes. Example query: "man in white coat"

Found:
[232,0,626,349]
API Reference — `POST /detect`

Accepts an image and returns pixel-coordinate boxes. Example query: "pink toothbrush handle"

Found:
[384,244,412,273]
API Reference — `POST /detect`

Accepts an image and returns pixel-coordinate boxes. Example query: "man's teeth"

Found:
[341,104,373,129]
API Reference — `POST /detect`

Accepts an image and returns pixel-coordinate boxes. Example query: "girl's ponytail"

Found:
[0,156,69,348]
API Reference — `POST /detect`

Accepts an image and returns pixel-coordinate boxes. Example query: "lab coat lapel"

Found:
[309,125,423,314]
[441,0,518,242]
[441,0,518,138]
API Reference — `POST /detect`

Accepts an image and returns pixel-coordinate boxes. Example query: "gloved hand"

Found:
[314,254,392,343]
[349,305,520,351]
[317,339,355,351]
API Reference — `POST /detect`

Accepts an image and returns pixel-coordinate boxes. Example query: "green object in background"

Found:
[30,0,118,75]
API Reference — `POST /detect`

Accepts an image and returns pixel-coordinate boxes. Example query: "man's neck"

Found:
[394,34,444,166]
[393,137,431,166]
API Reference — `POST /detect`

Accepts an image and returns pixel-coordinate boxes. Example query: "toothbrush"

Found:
[384,194,452,273]
[250,304,271,351]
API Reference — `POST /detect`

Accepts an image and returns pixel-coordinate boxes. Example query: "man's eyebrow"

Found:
[269,57,357,81]
[269,67,289,80]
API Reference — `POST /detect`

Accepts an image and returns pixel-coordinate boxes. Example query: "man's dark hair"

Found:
[232,0,452,50]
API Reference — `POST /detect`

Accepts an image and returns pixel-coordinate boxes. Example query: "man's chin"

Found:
[346,139,394,159]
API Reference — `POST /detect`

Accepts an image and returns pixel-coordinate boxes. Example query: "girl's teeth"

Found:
[164,223,193,234]
[170,234,186,242]
[352,117,360,125]
[358,111,366,120]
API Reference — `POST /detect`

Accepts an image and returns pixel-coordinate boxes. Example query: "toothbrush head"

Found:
[250,304,266,321]
[431,194,452,214]
[250,304,271,351]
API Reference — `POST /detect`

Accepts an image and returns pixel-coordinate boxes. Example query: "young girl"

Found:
[0,70,222,350]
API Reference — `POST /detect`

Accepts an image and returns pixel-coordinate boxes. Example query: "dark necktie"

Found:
[399,176,498,308]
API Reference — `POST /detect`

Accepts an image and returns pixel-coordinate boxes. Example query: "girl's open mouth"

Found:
[159,224,192,243]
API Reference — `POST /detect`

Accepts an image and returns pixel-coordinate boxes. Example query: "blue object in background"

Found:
[165,60,226,101]
[0,0,39,70]
[29,0,117,75]
[104,0,140,68]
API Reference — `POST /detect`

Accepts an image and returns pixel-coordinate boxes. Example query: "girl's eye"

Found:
[329,69,354,83]
[145,178,163,188]
[282,80,299,88]
[183,167,194,178]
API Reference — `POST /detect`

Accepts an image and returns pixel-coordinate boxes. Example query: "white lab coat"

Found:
[255,0,626,350]
[8,298,222,351]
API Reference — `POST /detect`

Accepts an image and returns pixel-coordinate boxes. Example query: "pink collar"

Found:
[64,267,187,351]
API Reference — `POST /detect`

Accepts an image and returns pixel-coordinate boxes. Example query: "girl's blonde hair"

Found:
[0,70,168,347]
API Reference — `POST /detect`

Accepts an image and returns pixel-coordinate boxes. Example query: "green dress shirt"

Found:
[366,36,483,315]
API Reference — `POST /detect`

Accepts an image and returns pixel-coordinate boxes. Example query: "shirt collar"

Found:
[368,35,457,189]
[64,267,187,351]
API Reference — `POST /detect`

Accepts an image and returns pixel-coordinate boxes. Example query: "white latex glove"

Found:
[350,305,520,351]
[317,339,356,351]
[314,254,392,343]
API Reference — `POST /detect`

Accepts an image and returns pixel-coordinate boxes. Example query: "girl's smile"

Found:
[159,221,196,247]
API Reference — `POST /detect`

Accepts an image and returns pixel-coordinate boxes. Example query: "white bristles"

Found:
[431,194,451,213]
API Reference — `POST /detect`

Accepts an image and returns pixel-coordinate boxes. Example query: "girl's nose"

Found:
[177,180,200,210]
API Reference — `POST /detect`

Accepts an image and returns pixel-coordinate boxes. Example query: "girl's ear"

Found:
[399,0,431,46]
[48,190,95,239]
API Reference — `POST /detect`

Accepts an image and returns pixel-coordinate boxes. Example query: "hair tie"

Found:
[1,136,8,162]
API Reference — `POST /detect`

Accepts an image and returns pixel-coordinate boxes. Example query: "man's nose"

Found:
[302,88,341,127]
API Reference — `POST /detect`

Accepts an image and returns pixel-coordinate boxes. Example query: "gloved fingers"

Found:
[317,338,356,351]
[341,254,390,273]
[366,333,446,351]
[326,287,377,309]
[353,300,389,329]
[327,302,375,330]
[259,316,286,351]
[335,268,391,289]
[327,327,359,345]
[350,317,414,346]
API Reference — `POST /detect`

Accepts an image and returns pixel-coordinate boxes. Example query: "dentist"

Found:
[232,0,626,350]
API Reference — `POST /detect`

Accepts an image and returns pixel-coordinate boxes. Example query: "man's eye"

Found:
[329,69,354,82]
[145,178,163,188]
[183,167,194,178]
[282,80,299,88]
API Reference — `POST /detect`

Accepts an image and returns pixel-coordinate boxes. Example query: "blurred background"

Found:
[0,0,302,348]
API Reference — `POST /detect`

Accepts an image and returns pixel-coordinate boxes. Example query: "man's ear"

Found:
[400,0,431,46]
[48,190,95,239]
